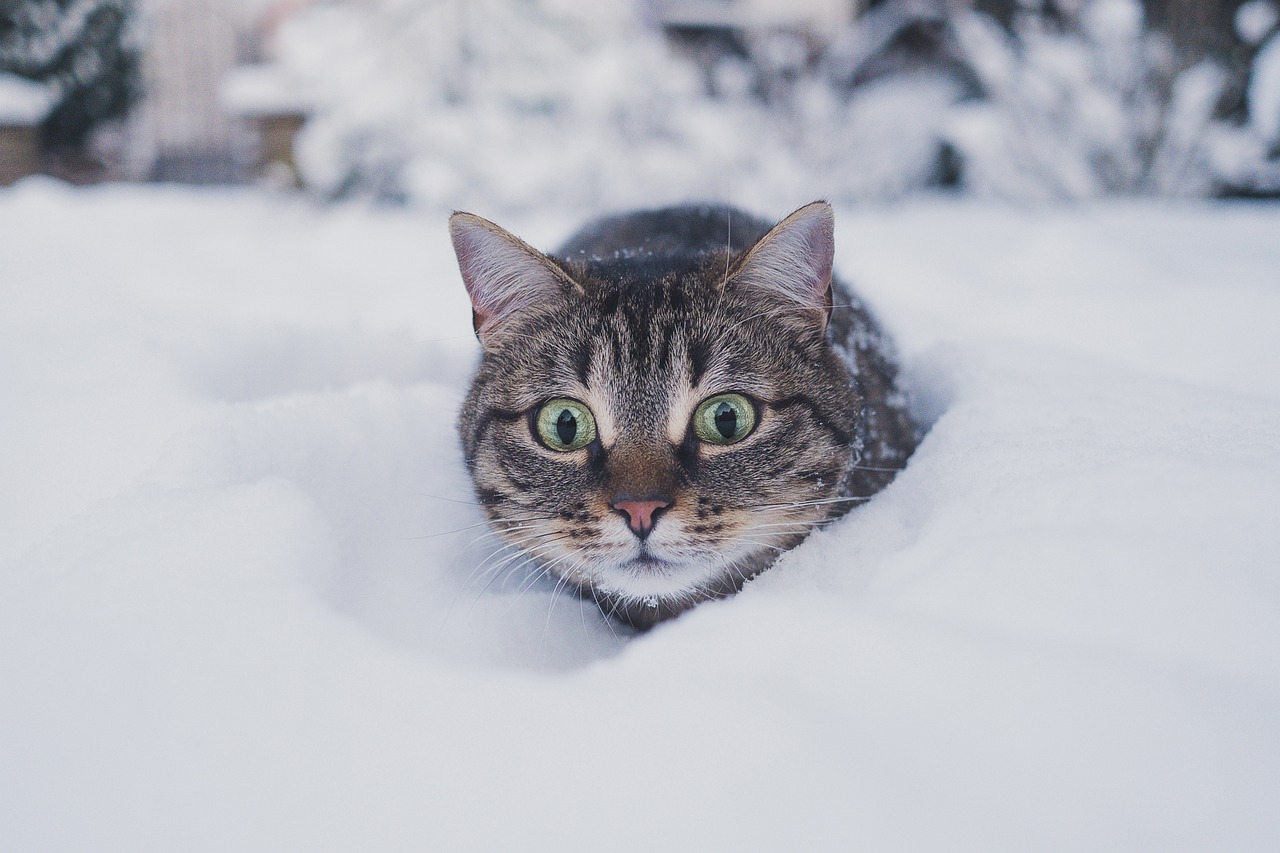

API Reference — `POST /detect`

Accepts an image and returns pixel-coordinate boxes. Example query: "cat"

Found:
[450,201,919,628]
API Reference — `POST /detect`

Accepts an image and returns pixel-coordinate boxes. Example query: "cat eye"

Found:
[692,393,756,445]
[535,398,597,451]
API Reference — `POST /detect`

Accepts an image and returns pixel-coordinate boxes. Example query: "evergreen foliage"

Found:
[0,0,141,151]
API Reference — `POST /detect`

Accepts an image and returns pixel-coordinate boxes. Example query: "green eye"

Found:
[693,393,756,445]
[535,398,597,451]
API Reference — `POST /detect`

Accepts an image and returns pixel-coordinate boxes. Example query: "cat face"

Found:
[452,203,859,626]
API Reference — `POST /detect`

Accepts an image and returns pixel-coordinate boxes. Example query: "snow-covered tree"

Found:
[1207,0,1280,194]
[0,0,142,152]
[272,0,971,210]
[1240,0,1280,151]
[273,0,795,211]
[265,0,1280,208]
[935,0,1280,198]
[940,0,1225,198]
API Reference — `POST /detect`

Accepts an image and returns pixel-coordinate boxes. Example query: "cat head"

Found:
[450,203,858,626]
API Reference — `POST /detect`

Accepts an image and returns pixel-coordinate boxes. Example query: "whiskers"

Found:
[423,481,894,634]
[413,490,484,506]
[404,513,555,542]
[744,494,875,513]
[463,530,567,610]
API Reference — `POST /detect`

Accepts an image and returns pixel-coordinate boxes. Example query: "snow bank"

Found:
[219,64,314,118]
[1,182,1278,850]
[0,73,53,125]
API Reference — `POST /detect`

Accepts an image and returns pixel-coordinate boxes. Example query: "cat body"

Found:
[451,202,917,627]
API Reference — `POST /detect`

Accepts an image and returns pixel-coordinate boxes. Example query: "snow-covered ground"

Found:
[2,180,1278,851]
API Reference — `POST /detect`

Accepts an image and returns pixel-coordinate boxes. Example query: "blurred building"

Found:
[127,0,338,182]
[127,0,248,182]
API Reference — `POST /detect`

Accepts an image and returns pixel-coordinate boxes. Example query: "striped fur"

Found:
[452,202,919,627]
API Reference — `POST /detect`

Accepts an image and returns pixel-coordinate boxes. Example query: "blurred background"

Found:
[3,0,1280,213]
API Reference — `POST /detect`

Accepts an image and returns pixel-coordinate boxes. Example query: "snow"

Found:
[0,73,53,125]
[2,180,1279,850]
[1237,0,1280,46]
[1249,30,1280,147]
[219,64,314,118]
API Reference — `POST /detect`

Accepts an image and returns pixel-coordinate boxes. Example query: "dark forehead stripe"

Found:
[623,300,653,366]
[598,288,620,316]
[664,280,687,311]
[651,317,677,374]
[571,338,593,386]
[687,337,710,387]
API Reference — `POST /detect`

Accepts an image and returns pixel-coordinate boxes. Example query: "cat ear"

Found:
[728,201,834,326]
[449,212,582,345]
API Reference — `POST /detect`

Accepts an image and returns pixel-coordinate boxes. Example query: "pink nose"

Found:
[610,497,672,538]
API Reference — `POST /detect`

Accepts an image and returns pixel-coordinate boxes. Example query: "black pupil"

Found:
[555,409,578,446]
[714,402,738,439]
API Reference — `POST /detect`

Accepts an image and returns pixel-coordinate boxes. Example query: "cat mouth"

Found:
[617,543,687,575]
[602,553,707,599]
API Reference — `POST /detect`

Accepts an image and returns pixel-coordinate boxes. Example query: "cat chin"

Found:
[590,558,718,600]
[584,545,764,601]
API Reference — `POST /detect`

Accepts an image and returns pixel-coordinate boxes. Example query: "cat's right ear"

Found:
[727,201,834,328]
[449,212,582,346]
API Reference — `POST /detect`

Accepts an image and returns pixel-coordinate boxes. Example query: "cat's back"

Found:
[555,204,770,273]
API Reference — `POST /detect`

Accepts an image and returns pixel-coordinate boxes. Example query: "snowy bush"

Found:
[791,71,964,200]
[943,0,1206,198]
[271,0,960,212]
[1241,0,1280,151]
[277,0,774,211]
[266,0,1280,208]
[0,0,142,152]
[942,0,1280,199]
[1216,1,1280,193]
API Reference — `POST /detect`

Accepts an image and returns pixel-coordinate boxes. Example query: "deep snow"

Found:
[2,181,1279,851]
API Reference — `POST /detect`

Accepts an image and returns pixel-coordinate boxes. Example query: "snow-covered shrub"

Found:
[1241,0,1280,152]
[0,0,142,152]
[792,71,964,200]
[275,0,783,211]
[271,0,964,212]
[942,0,1216,198]
[941,0,1280,199]
[268,0,1280,208]
[1211,0,1280,193]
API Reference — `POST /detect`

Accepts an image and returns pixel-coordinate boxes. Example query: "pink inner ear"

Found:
[470,306,493,337]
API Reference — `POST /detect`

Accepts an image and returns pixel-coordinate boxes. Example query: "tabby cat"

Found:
[450,202,918,628]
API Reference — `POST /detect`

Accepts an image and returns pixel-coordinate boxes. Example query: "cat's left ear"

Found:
[728,201,834,327]
[449,212,584,346]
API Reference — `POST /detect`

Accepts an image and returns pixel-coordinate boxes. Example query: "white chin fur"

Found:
[594,558,718,599]
[587,541,762,601]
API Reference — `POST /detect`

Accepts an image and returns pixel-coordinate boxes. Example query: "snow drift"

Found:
[1,182,1278,851]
